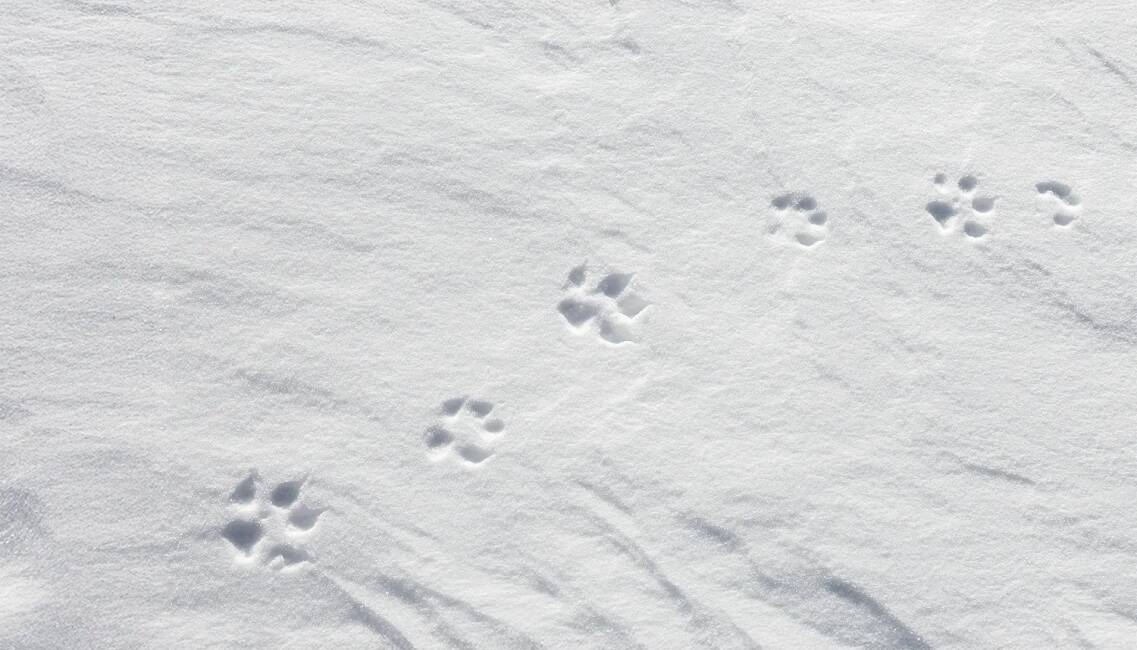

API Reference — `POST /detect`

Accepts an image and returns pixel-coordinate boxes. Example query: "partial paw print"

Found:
[220,472,323,571]
[1035,180,1081,227]
[424,396,507,467]
[924,173,996,239]
[768,192,829,248]
[557,263,650,345]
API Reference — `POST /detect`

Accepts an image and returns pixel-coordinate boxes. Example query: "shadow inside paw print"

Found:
[424,396,506,466]
[1035,180,1081,226]
[925,173,996,239]
[221,472,323,570]
[769,192,829,248]
[557,264,649,344]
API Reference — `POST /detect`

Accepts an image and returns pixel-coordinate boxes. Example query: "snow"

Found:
[2,1,1137,647]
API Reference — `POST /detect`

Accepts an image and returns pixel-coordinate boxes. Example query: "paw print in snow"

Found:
[1035,180,1081,227]
[220,472,323,571]
[557,264,650,344]
[768,192,829,248]
[424,396,506,466]
[925,173,996,239]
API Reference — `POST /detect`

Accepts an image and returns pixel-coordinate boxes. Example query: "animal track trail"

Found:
[1036,180,1081,226]
[220,472,324,570]
[925,173,996,240]
[768,192,829,248]
[557,263,650,344]
[424,396,508,467]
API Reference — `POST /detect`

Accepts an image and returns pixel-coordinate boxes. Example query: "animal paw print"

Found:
[1035,180,1081,227]
[925,173,996,239]
[424,396,506,466]
[220,472,323,571]
[768,192,829,248]
[557,264,649,344]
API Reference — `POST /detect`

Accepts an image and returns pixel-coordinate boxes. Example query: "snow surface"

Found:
[2,1,1137,648]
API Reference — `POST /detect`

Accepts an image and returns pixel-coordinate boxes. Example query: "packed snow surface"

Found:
[2,1,1137,648]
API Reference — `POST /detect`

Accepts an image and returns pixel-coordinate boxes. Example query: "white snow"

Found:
[2,1,1137,648]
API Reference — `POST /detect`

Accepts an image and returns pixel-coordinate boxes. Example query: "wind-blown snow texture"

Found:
[2,1,1137,648]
